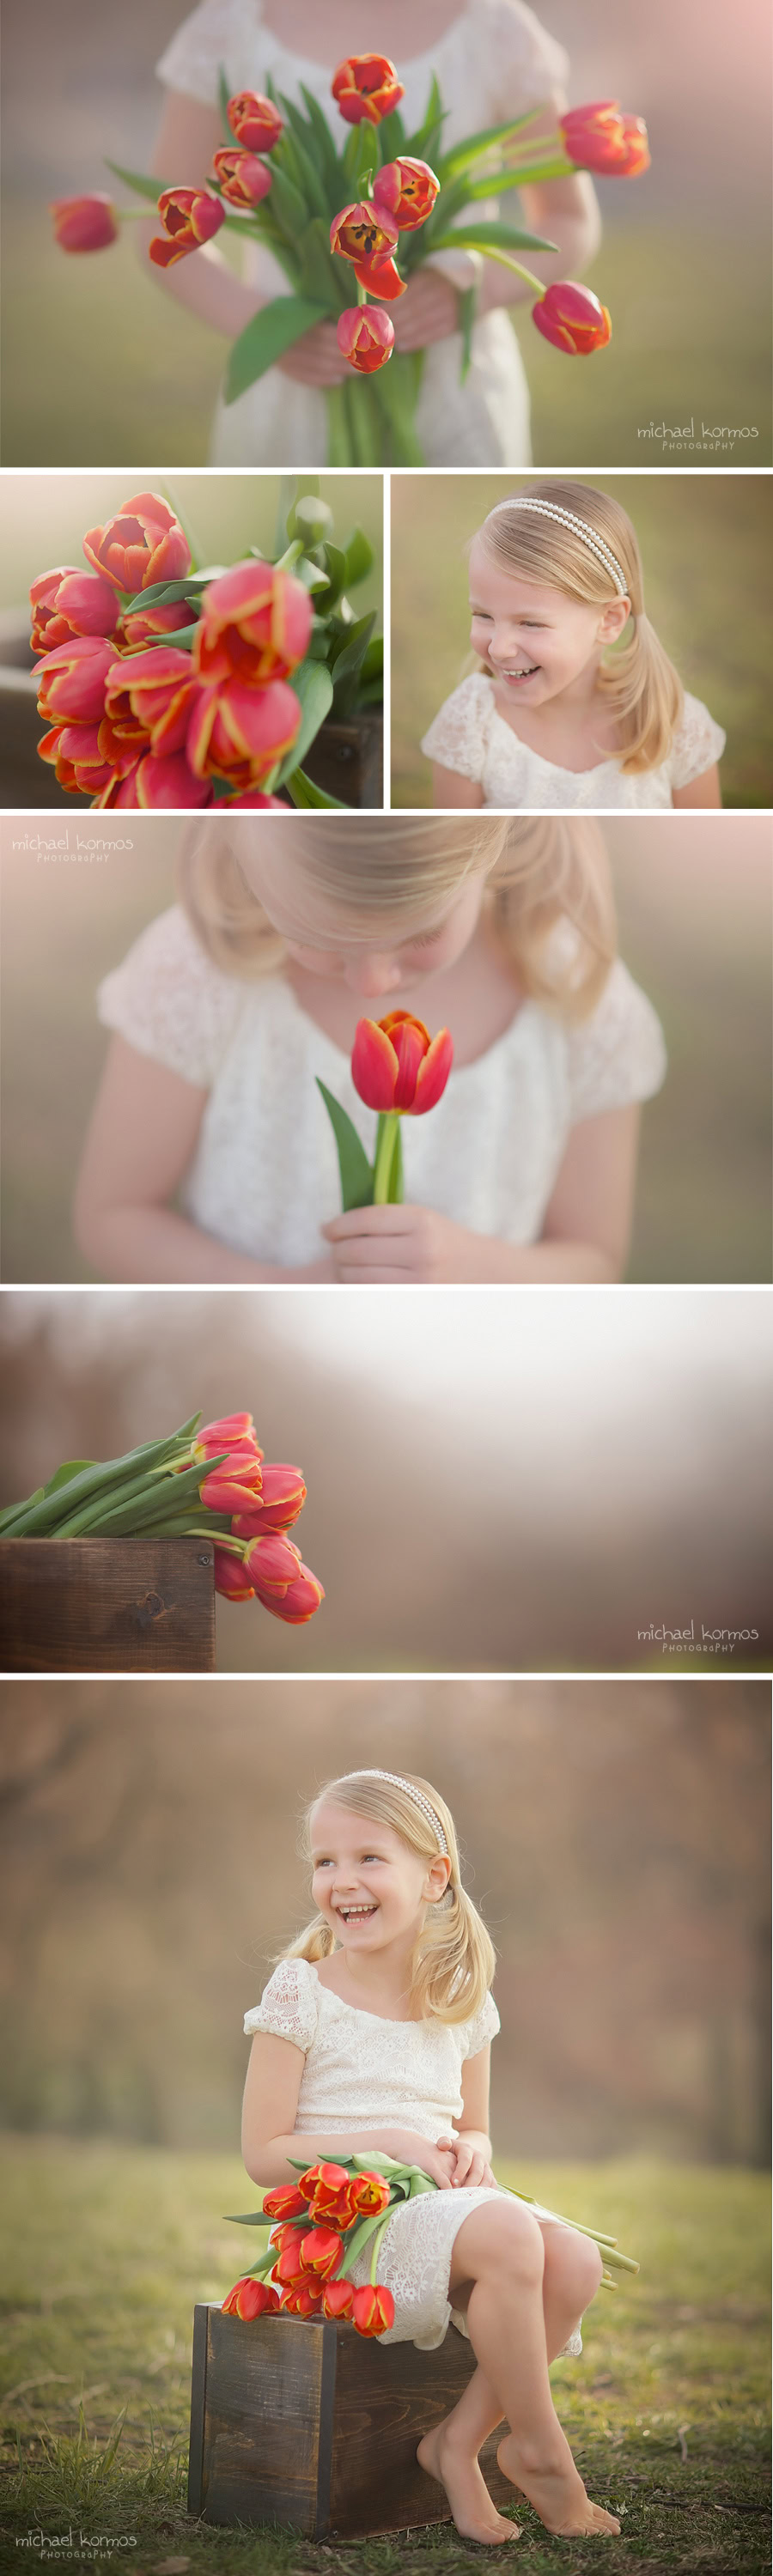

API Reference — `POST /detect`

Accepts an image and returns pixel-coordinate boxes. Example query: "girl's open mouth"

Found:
[498,662,539,683]
[334,1903,378,1923]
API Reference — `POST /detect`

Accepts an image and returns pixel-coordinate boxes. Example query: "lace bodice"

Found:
[422,672,727,810]
[96,906,666,1273]
[244,1955,501,2140]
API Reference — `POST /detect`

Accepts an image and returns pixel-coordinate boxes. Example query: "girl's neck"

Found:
[260,0,466,66]
[283,912,524,1066]
[317,1935,419,2020]
[490,653,623,767]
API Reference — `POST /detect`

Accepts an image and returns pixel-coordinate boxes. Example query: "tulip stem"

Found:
[356,277,368,307]
[373,1112,400,1205]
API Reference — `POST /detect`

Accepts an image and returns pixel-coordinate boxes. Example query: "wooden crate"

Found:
[188,2302,513,2541]
[0,1537,216,1672]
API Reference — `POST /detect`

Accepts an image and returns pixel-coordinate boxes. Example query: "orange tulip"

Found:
[351,255,406,302]
[193,561,313,687]
[297,2161,351,2203]
[322,2279,355,2320]
[222,2275,279,2318]
[228,90,283,153]
[336,307,395,374]
[351,2283,395,2336]
[262,2183,309,2220]
[279,2279,324,2316]
[82,493,191,594]
[351,1011,453,1115]
[33,635,114,726]
[186,674,301,789]
[104,647,198,759]
[300,2227,344,2281]
[29,568,119,653]
[149,185,226,268]
[330,201,399,268]
[559,102,650,179]
[332,53,405,126]
[231,1465,307,1535]
[373,157,440,231]
[532,281,612,354]
[211,148,272,209]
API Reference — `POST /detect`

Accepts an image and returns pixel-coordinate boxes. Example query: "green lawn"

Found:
[0,2139,768,2573]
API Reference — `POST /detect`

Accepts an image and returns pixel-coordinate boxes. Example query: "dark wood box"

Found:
[0,1536,216,1671]
[188,2301,513,2541]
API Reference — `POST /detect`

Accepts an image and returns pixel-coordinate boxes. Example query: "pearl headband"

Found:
[487,498,629,597]
[340,1769,449,1856]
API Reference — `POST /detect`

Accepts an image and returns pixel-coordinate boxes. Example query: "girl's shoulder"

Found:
[667,692,726,788]
[455,1988,501,2057]
[421,671,498,779]
[155,0,261,102]
[96,902,280,1090]
[243,1955,321,2052]
[563,949,666,1121]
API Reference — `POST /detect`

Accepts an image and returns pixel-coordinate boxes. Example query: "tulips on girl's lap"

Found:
[351,2284,395,2336]
[222,2275,281,2319]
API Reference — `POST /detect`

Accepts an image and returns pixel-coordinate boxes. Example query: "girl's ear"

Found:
[423,1853,453,1905]
[597,596,632,645]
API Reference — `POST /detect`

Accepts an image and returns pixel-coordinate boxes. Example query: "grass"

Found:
[0,2138,769,2573]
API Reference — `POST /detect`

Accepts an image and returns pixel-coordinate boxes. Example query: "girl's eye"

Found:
[406,930,442,954]
[470,609,491,620]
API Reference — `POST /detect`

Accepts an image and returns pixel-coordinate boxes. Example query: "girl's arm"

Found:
[436,2046,496,2187]
[391,91,601,354]
[431,763,484,809]
[241,2032,459,2188]
[73,1035,332,1284]
[672,763,722,810]
[323,1105,641,1285]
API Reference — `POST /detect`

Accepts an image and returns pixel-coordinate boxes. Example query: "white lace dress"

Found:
[421,672,727,808]
[155,0,569,465]
[244,1957,582,2353]
[96,905,666,1272]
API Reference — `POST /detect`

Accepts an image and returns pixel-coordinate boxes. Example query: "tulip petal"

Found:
[411,1026,453,1114]
[350,1018,399,1111]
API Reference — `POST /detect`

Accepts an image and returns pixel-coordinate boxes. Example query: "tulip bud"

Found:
[242,1534,324,1625]
[38,721,114,796]
[228,90,283,153]
[330,202,399,269]
[186,674,302,789]
[82,493,191,595]
[372,158,440,231]
[336,307,395,375]
[193,562,313,688]
[222,2275,279,2319]
[231,1464,307,1535]
[33,635,115,726]
[559,101,650,179]
[351,2282,395,2336]
[149,186,226,268]
[212,1544,254,1601]
[198,1413,260,1453]
[262,2183,308,2220]
[96,752,213,810]
[51,195,118,252]
[118,600,198,650]
[211,148,272,209]
[351,1012,453,1115]
[322,2279,355,2320]
[332,53,405,126]
[104,648,198,758]
[30,568,120,654]
[532,281,612,354]
[300,2227,344,2281]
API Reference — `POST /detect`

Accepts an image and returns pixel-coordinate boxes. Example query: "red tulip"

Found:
[267,2224,307,2257]
[242,1535,325,1625]
[373,157,440,231]
[559,101,650,179]
[212,1544,254,1601]
[232,1465,307,1535]
[332,53,405,126]
[51,194,118,252]
[346,2172,391,2215]
[351,2283,395,2337]
[532,281,612,354]
[104,647,198,758]
[297,2162,351,2203]
[228,90,283,153]
[222,2275,279,2319]
[337,307,395,374]
[279,2279,324,2316]
[29,568,120,653]
[331,201,399,269]
[149,186,226,268]
[97,708,151,777]
[199,1452,265,1513]
[96,751,213,810]
[82,493,191,594]
[118,600,198,649]
[262,2184,309,2221]
[352,256,406,302]
[186,675,301,789]
[193,562,313,687]
[38,721,114,796]
[300,2227,344,2281]
[274,2243,311,2287]
[33,635,115,726]
[197,1412,261,1453]
[351,1011,453,1115]
[322,2279,355,2320]
[211,148,272,209]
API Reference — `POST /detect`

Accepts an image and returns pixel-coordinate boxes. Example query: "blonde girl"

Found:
[74,813,666,1286]
[422,479,725,806]
[240,1766,620,2544]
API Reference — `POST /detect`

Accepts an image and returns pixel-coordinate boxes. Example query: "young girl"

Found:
[241,1766,620,2545]
[74,813,666,1285]
[145,0,600,465]
[422,481,726,807]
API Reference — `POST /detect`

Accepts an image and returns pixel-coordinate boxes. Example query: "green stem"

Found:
[373,1111,399,1204]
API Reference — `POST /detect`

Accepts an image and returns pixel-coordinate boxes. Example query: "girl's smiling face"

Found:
[238,846,486,999]
[468,534,630,709]
[309,1798,449,1952]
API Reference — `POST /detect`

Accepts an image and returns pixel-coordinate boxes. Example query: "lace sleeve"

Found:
[485,0,569,107]
[668,693,726,790]
[461,1992,502,2059]
[155,0,258,103]
[96,904,243,1088]
[421,675,494,781]
[567,959,667,1123]
[243,1958,320,2052]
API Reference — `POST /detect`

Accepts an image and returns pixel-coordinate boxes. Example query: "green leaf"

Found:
[224,297,328,404]
[273,659,334,788]
[139,623,196,650]
[299,85,342,191]
[438,112,545,180]
[295,214,343,310]
[462,164,566,201]
[431,221,558,254]
[119,575,211,614]
[341,526,374,589]
[217,64,233,145]
[284,769,349,810]
[359,635,383,685]
[320,541,347,608]
[379,106,408,160]
[316,1080,374,1211]
[275,96,330,220]
[294,556,331,595]
[105,159,167,206]
[331,611,377,718]
[269,163,312,240]
[458,280,478,381]
[42,1459,95,1497]
[223,2210,276,2226]
[406,73,447,164]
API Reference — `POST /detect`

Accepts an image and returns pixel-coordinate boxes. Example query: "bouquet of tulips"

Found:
[28,479,380,811]
[0,1410,323,1625]
[319,1009,453,1209]
[52,59,648,466]
[222,2151,639,2341]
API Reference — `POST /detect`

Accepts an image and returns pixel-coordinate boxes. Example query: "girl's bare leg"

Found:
[417,2357,519,2543]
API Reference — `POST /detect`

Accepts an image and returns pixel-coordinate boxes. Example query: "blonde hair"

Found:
[179,811,618,1024]
[473,479,684,775]
[278,1769,496,2026]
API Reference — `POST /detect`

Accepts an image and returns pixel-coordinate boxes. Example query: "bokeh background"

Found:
[390,472,773,808]
[2,0,770,467]
[1,812,770,1286]
[0,1289,770,1674]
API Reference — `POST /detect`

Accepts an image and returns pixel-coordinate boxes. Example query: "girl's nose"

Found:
[344,955,402,997]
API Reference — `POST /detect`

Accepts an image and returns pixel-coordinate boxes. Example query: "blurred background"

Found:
[1,1677,769,2163]
[0,471,383,808]
[0,1288,770,1673]
[1,812,770,1285]
[1,0,770,467]
[390,472,773,808]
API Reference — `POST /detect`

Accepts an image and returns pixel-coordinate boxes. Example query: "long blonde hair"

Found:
[473,479,684,775]
[277,1770,496,2026]
[179,811,618,1024]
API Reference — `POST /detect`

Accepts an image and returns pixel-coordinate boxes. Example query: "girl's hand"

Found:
[391,2130,457,2189]
[388,269,460,353]
[322,1203,486,1285]
[278,319,350,386]
[436,2135,496,2190]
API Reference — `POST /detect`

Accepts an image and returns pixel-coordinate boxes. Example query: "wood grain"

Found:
[0,1538,216,1672]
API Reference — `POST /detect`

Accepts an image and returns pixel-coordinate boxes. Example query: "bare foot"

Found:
[417,2423,520,2544]
[496,2433,620,2538]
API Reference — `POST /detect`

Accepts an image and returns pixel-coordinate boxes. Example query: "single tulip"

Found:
[222,2275,278,2318]
[186,675,302,789]
[228,90,283,153]
[104,647,198,758]
[352,255,406,302]
[351,2283,395,2337]
[38,721,114,796]
[373,157,440,231]
[347,2172,392,2215]
[351,1011,453,1115]
[118,600,198,649]
[297,2162,351,2202]
[330,201,399,269]
[532,280,612,354]
[149,186,226,268]
[559,101,650,179]
[51,194,118,252]
[337,307,395,374]
[194,1413,262,1461]
[97,709,151,777]
[232,1464,307,1535]
[279,2280,324,2316]
[33,635,115,726]
[242,1534,325,1625]
[213,1544,255,1601]
[29,568,120,653]
[300,2227,344,2281]
[273,2243,312,2287]
[332,53,405,126]
[262,2183,309,2221]
[199,1452,265,1513]
[211,148,272,209]
[267,2222,307,2255]
[94,753,213,809]
[322,2279,355,2320]
[82,493,191,595]
[193,561,313,688]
